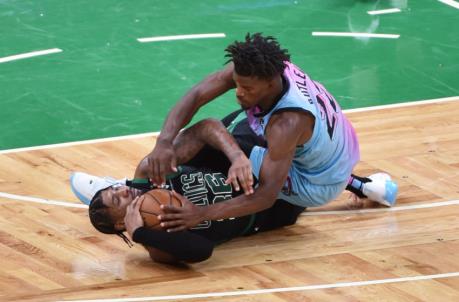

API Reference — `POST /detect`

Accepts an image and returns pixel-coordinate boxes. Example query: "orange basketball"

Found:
[138,189,182,230]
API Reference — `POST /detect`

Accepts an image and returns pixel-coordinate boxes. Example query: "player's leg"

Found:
[172,118,228,165]
[135,118,232,178]
[174,110,266,173]
[136,110,265,184]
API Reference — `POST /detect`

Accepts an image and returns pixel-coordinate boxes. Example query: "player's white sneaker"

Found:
[362,173,398,207]
[70,172,126,205]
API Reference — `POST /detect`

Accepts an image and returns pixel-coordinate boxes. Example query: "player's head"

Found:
[70,172,143,247]
[88,185,141,234]
[70,172,140,233]
[225,33,290,109]
[88,185,142,247]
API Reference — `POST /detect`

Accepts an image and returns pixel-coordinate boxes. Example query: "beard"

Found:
[237,98,251,110]
[239,103,250,110]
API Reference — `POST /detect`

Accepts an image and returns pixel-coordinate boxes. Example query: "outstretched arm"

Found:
[146,64,235,185]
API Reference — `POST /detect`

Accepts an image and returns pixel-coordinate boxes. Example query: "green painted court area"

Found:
[1,0,458,150]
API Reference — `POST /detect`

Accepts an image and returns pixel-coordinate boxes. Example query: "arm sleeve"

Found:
[132,227,214,263]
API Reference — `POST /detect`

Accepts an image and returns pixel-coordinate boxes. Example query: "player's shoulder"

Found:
[267,110,315,146]
[270,110,314,130]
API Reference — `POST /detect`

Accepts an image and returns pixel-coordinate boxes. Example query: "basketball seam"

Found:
[146,191,163,206]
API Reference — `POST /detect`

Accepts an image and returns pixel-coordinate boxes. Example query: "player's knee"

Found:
[196,118,223,129]
[134,157,149,178]
[183,118,223,140]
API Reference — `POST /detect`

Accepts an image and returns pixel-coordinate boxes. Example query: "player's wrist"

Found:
[155,137,174,148]
[196,204,211,222]
[228,150,245,162]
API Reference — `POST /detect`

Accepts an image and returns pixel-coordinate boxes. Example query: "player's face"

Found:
[233,72,273,110]
[101,185,141,220]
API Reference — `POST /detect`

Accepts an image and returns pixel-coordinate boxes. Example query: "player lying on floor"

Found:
[71,115,397,263]
[72,164,305,264]
[71,165,396,264]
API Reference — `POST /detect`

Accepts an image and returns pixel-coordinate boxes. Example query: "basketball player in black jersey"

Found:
[86,118,303,263]
[77,109,390,263]
[88,164,304,264]
[82,110,304,263]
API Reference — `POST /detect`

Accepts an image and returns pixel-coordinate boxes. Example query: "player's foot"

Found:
[362,173,398,207]
[70,172,126,205]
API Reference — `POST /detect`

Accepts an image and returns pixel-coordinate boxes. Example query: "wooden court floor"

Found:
[0,98,459,301]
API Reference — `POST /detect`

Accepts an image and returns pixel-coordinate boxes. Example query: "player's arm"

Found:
[147,64,236,185]
[124,196,213,263]
[160,111,314,230]
[134,228,214,263]
[172,118,254,194]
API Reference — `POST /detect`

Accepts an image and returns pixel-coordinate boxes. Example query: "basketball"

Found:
[138,189,182,230]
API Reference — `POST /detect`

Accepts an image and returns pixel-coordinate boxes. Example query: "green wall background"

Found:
[1,0,458,150]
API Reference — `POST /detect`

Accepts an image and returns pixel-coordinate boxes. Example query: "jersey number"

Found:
[315,82,340,140]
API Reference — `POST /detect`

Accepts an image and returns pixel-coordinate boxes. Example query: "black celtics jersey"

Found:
[166,165,254,243]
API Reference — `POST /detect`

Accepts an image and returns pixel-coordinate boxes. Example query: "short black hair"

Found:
[225,33,290,79]
[88,188,117,234]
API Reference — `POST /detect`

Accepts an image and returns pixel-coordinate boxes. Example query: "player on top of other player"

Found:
[71,117,306,263]
[143,33,398,232]
[72,167,305,264]
[71,113,395,264]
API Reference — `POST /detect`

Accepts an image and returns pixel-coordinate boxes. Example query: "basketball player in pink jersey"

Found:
[144,33,398,232]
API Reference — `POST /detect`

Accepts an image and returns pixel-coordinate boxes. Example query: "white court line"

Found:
[438,0,459,9]
[1,189,457,215]
[59,271,459,302]
[367,8,401,15]
[0,192,87,209]
[344,95,458,113]
[0,48,62,64]
[138,33,226,43]
[301,200,459,216]
[0,131,159,155]
[0,96,457,155]
[312,32,400,39]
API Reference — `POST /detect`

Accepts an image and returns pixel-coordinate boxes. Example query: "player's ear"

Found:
[114,220,125,231]
[267,76,277,87]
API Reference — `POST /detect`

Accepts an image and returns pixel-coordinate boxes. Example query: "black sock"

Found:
[346,174,371,198]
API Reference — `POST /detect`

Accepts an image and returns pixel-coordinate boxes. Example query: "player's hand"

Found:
[124,196,144,238]
[146,140,177,186]
[158,191,205,232]
[226,151,254,195]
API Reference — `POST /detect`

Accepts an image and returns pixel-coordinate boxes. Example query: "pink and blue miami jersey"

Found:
[247,62,360,207]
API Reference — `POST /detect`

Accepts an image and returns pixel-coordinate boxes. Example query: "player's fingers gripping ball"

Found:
[138,189,183,230]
